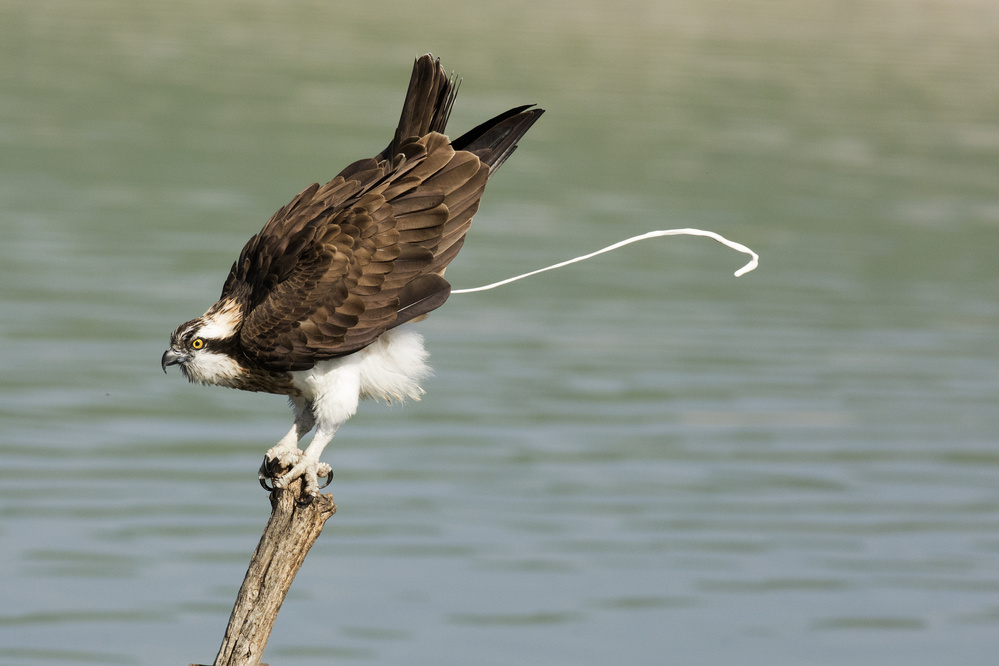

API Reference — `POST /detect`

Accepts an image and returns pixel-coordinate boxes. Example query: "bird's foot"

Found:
[258,447,332,505]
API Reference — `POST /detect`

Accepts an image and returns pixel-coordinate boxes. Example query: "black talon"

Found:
[296,492,316,507]
[258,455,284,492]
[318,469,334,489]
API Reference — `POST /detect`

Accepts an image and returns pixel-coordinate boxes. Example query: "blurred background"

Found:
[2,0,998,664]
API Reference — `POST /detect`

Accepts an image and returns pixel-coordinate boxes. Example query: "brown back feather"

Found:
[223,55,542,371]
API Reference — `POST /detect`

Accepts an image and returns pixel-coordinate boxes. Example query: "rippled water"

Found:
[3,1,999,664]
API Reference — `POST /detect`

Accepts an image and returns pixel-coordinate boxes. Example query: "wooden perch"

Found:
[192,481,336,666]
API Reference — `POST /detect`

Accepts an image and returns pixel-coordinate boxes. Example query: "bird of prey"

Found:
[162,55,543,501]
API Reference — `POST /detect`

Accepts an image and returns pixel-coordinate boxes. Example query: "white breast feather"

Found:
[290,327,431,427]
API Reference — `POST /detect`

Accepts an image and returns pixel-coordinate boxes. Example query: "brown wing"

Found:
[228,132,487,370]
[221,55,543,372]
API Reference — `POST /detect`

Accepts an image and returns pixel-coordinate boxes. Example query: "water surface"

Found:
[2,1,999,664]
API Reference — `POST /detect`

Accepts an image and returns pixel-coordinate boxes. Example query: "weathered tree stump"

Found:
[192,481,336,666]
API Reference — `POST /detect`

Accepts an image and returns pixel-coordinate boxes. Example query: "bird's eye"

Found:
[191,338,204,350]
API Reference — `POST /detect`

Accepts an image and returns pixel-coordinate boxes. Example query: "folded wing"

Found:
[221,55,543,372]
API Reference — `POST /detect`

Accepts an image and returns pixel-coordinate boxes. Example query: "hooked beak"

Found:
[161,348,186,374]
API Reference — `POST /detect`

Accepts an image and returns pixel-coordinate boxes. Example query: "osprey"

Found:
[162,55,543,501]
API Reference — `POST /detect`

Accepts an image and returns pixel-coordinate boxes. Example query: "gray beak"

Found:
[161,348,185,373]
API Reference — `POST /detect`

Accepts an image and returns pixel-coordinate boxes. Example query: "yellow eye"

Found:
[191,338,204,350]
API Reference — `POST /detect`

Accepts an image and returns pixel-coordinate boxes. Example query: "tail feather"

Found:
[380,55,457,161]
[381,54,543,179]
[452,105,545,176]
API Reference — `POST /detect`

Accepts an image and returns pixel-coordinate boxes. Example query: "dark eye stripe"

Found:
[196,336,239,355]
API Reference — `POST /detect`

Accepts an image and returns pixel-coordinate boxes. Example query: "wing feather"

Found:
[222,55,542,372]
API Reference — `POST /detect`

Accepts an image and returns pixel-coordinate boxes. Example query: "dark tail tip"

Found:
[452,106,545,176]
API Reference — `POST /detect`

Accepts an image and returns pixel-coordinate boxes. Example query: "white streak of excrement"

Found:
[451,228,759,294]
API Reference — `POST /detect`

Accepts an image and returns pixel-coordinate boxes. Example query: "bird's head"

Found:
[161,299,244,386]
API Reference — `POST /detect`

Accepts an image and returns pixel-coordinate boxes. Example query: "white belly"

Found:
[289,327,431,427]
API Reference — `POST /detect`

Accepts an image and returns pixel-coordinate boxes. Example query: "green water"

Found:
[3,1,999,664]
